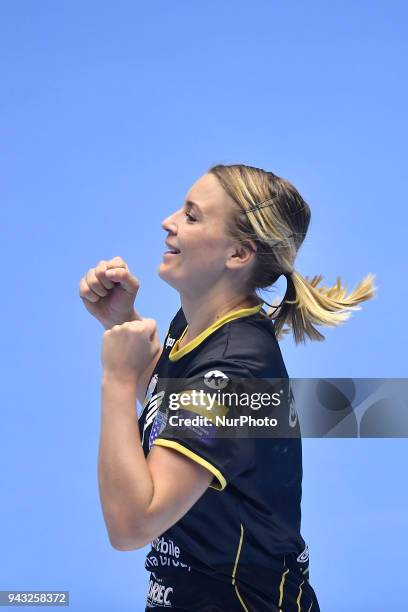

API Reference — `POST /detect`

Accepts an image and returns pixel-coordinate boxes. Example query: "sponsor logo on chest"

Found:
[165,336,176,349]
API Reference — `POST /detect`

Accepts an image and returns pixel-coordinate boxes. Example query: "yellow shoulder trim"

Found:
[169,303,263,362]
[152,438,227,490]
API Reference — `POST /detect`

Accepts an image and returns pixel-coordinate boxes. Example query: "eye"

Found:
[185,211,197,223]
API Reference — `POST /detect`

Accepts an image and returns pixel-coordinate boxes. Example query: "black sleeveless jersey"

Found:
[138,304,320,611]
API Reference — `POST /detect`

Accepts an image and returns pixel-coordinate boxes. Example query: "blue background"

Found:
[1,1,407,610]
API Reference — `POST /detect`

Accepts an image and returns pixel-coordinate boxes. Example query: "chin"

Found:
[158,265,180,289]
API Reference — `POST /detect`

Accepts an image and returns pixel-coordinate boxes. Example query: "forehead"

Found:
[186,173,235,216]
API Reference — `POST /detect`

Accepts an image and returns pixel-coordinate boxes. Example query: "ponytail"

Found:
[268,270,378,344]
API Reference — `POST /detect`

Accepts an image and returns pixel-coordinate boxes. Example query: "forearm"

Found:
[98,373,153,549]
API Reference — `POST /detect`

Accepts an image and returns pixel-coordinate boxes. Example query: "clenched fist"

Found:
[79,256,140,329]
[101,318,161,381]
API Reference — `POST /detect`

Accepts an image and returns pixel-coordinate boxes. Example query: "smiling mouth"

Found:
[164,248,181,254]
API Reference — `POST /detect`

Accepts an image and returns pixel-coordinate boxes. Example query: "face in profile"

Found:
[158,173,254,298]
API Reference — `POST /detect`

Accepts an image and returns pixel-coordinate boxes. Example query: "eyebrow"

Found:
[185,199,203,214]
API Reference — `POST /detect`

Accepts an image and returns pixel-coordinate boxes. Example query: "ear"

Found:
[226,239,257,269]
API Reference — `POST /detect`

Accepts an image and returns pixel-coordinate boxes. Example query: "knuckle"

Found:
[109,256,127,267]
[89,282,107,296]
[85,269,96,285]
[87,270,108,294]
[95,261,107,273]
[79,280,93,299]
[95,269,108,283]
[94,268,105,280]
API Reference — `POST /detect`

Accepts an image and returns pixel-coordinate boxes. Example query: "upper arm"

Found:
[134,445,213,546]
[112,445,213,551]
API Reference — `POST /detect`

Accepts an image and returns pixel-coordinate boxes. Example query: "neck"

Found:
[179,289,261,344]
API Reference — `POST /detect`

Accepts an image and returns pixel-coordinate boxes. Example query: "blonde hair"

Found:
[208,163,377,345]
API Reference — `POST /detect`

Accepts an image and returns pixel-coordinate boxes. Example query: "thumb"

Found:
[104,268,140,294]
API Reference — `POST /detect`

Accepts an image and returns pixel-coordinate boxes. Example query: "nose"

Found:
[161,207,182,234]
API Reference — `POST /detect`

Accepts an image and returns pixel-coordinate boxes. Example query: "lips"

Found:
[165,242,181,254]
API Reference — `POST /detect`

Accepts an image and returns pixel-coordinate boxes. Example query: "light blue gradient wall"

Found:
[1,1,407,610]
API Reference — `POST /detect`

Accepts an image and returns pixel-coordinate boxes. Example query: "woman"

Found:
[79,164,376,611]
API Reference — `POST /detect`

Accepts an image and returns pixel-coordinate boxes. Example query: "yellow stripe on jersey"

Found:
[152,438,227,490]
[169,304,263,362]
[297,579,305,611]
[232,523,249,611]
[232,523,244,585]
[234,585,249,612]
[278,565,290,607]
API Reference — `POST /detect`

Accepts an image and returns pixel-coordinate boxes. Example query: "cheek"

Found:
[185,237,225,266]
